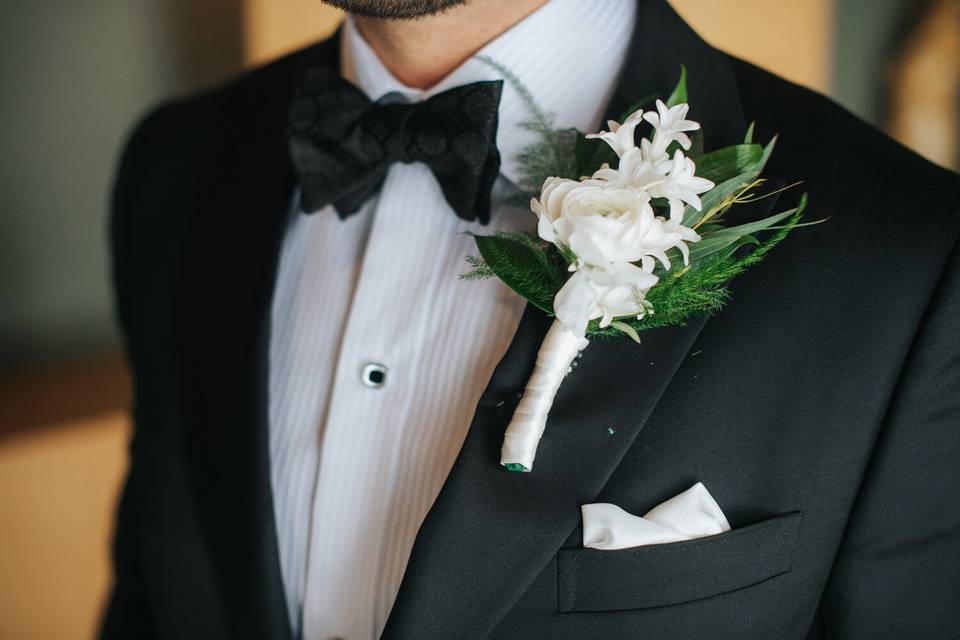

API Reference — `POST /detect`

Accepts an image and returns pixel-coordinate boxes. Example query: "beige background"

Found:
[0,416,129,639]
[1,2,832,638]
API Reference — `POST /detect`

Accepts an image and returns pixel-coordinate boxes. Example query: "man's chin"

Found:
[320,0,470,20]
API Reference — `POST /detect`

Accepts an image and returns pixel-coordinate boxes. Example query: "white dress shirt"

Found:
[267,1,637,638]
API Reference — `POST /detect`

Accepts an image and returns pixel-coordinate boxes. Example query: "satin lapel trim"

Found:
[382,1,748,638]
[178,36,339,640]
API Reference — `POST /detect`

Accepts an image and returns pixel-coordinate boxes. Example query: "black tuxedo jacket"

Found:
[101,1,960,638]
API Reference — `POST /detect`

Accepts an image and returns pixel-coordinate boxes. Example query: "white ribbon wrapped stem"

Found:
[500,320,589,472]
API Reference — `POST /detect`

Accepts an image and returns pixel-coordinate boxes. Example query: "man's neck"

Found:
[353,0,550,89]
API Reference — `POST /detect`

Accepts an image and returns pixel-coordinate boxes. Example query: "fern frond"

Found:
[459,254,495,280]
[476,55,578,189]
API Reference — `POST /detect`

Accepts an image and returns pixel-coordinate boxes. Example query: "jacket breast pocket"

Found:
[557,511,802,613]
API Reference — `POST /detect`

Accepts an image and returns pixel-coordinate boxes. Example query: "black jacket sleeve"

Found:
[819,228,960,638]
[98,112,159,640]
[99,467,155,639]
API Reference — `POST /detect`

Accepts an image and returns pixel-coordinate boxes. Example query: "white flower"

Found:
[534,178,655,268]
[526,100,714,341]
[643,99,700,160]
[594,146,663,192]
[554,262,658,338]
[585,109,645,157]
[532,177,700,272]
[647,149,716,224]
[590,145,714,230]
[587,101,702,166]
[595,150,709,225]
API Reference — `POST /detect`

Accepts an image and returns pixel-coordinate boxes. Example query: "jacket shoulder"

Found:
[728,56,960,202]
[112,35,335,250]
[728,56,960,250]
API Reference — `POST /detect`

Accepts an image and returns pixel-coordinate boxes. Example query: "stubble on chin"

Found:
[320,0,470,20]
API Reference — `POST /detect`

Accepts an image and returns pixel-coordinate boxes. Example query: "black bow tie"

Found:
[287,68,503,224]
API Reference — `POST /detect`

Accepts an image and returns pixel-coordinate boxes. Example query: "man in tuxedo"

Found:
[101,0,960,638]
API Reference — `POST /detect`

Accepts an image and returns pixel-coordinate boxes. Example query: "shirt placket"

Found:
[300,163,457,640]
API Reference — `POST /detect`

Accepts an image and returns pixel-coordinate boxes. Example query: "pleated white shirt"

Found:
[267,2,637,638]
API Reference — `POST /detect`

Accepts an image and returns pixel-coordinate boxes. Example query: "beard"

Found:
[321,0,470,19]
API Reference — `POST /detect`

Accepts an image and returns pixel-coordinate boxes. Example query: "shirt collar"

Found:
[340,0,638,187]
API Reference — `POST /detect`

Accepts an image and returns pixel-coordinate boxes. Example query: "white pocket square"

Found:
[582,482,731,550]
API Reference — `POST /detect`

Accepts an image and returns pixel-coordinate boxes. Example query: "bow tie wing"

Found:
[288,74,388,215]
[411,82,503,224]
[287,72,503,222]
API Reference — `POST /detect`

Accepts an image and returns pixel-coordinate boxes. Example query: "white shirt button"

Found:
[361,362,388,388]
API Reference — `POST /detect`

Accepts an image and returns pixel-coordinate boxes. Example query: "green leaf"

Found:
[686,234,759,266]
[743,122,756,144]
[693,144,763,184]
[682,169,758,227]
[682,135,778,228]
[716,234,761,261]
[610,321,642,344]
[575,133,618,177]
[587,202,806,340]
[753,135,777,175]
[474,234,561,313]
[705,197,807,240]
[666,66,688,107]
[688,233,753,263]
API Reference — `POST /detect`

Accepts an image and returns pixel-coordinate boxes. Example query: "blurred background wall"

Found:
[0,1,243,367]
[0,1,957,638]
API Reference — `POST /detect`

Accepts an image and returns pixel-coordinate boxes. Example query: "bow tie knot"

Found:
[288,69,503,224]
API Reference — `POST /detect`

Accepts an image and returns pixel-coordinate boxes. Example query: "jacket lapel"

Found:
[178,36,339,640]
[383,2,747,638]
